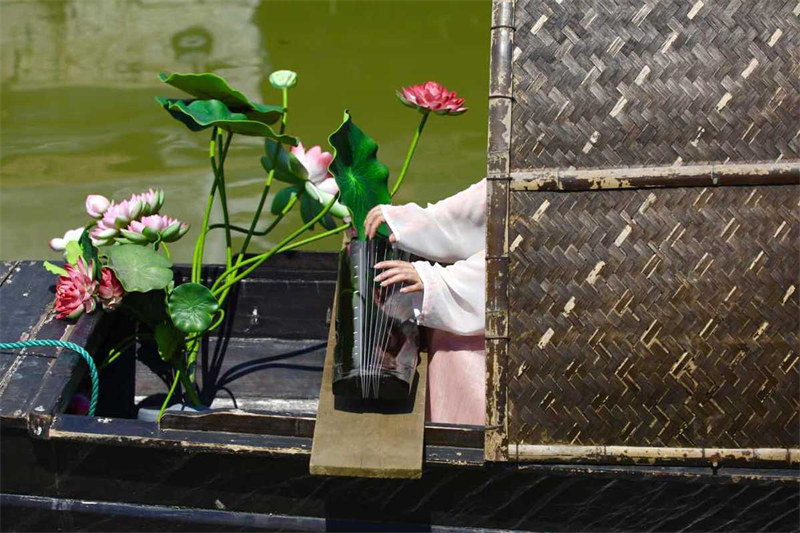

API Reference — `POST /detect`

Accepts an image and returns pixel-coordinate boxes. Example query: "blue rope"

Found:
[0,340,98,416]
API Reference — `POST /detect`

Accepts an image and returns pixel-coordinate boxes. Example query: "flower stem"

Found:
[213,130,234,269]
[157,370,181,423]
[278,222,350,253]
[160,242,171,260]
[211,193,339,298]
[390,111,429,197]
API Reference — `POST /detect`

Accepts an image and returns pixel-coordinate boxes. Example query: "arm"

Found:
[374,179,486,263]
[375,250,485,336]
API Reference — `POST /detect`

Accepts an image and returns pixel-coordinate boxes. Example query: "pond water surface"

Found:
[1,0,490,263]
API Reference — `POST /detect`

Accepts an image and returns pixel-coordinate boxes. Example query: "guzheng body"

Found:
[332,237,419,399]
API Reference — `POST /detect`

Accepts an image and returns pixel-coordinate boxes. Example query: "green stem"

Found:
[390,111,429,197]
[192,128,221,283]
[157,370,181,423]
[214,131,234,269]
[178,360,202,406]
[211,193,339,298]
[211,193,299,300]
[278,223,350,253]
[160,242,171,260]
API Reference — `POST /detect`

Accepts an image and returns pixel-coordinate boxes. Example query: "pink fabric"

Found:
[426,329,486,425]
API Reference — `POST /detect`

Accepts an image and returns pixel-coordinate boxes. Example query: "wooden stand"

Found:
[310,275,427,479]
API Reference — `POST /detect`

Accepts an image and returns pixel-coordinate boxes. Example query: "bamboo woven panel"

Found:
[507,185,800,448]
[510,0,800,170]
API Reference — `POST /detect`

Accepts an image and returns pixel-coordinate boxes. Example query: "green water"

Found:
[0,0,490,263]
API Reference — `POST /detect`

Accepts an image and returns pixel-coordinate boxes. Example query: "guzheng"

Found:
[332,237,419,399]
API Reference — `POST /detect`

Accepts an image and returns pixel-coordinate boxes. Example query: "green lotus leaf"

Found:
[328,110,390,240]
[168,282,219,334]
[65,241,82,265]
[104,244,174,293]
[159,72,280,118]
[261,140,308,185]
[156,98,297,144]
[43,261,68,276]
[79,229,99,277]
[271,185,301,215]
[154,322,184,362]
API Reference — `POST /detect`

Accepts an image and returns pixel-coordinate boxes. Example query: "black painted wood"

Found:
[3,416,797,532]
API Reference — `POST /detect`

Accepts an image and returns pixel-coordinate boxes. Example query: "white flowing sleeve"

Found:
[380,179,486,263]
[409,250,486,336]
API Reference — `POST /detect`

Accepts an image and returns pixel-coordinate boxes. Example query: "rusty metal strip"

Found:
[512,444,800,468]
[510,162,800,191]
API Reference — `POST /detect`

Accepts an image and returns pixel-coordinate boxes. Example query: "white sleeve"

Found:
[409,250,485,336]
[380,179,486,263]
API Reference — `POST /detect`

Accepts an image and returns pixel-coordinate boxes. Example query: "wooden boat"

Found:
[2,0,799,529]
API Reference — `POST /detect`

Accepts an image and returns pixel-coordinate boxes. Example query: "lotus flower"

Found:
[85,195,111,219]
[120,214,189,244]
[291,142,338,194]
[396,81,468,115]
[130,188,165,216]
[101,199,144,230]
[55,257,98,319]
[50,227,85,252]
[98,268,124,310]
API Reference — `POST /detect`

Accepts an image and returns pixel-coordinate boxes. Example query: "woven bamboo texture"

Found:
[486,0,800,459]
[508,186,799,448]
[510,0,799,170]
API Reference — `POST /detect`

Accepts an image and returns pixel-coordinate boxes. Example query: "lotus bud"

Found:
[269,70,298,90]
[85,195,111,219]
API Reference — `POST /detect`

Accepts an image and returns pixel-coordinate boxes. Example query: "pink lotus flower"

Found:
[396,81,468,115]
[130,188,165,216]
[102,199,144,230]
[50,227,85,252]
[98,268,124,310]
[55,257,98,319]
[120,214,189,244]
[291,142,339,194]
[85,195,111,219]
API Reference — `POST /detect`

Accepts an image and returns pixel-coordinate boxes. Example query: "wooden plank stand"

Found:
[310,272,427,479]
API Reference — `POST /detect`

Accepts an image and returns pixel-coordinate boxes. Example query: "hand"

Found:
[374,260,423,294]
[364,205,396,242]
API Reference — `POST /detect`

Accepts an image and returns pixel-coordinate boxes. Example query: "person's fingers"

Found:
[374,267,399,283]
[380,272,413,287]
[375,265,412,282]
[374,260,406,270]
[400,281,423,294]
[364,206,385,239]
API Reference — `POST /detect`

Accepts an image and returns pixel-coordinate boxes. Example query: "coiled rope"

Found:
[0,340,98,416]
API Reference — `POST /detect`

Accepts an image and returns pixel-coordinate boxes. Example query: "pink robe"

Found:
[381,179,486,425]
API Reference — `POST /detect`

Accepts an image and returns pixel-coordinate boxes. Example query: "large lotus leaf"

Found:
[168,282,219,334]
[328,110,390,240]
[160,72,277,116]
[156,98,297,144]
[104,245,173,293]
[261,140,308,185]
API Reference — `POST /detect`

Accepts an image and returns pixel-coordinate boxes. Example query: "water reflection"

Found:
[0,0,489,263]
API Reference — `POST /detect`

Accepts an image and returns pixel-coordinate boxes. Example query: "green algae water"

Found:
[0,0,490,263]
